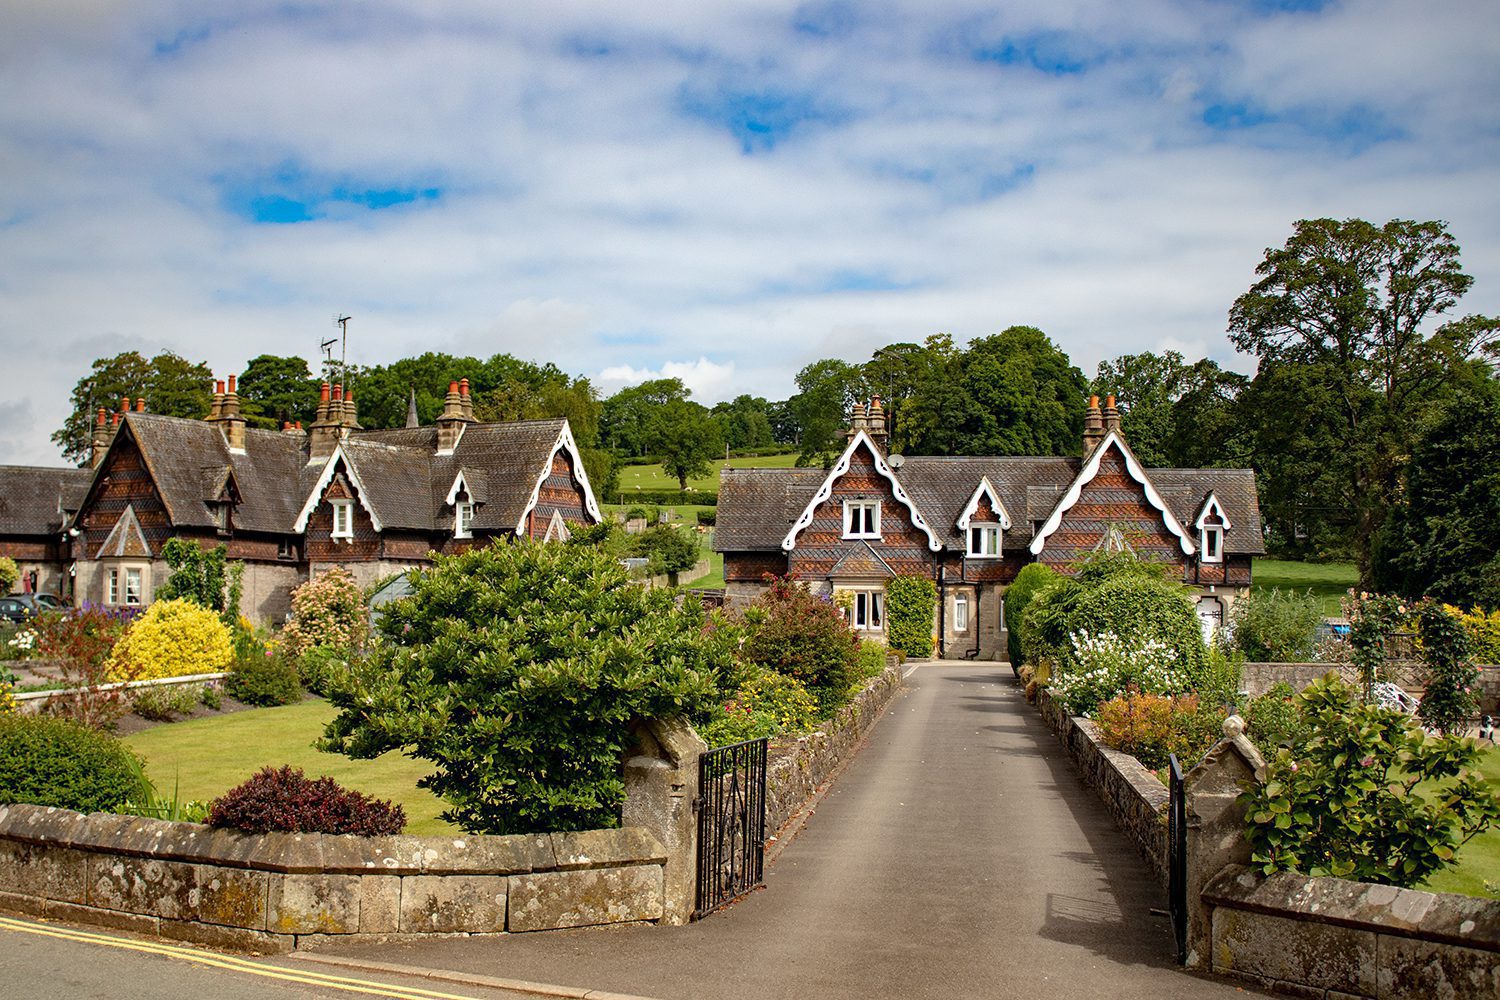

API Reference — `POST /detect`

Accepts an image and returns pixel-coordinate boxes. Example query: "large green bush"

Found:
[741,577,859,715]
[1004,563,1059,665]
[1226,588,1322,662]
[0,715,143,813]
[1066,574,1207,675]
[885,575,936,659]
[226,650,302,707]
[320,538,739,835]
[629,524,699,575]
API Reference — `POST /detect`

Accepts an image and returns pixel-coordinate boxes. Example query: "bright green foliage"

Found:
[1067,574,1206,674]
[1245,682,1310,752]
[0,715,144,813]
[108,599,234,681]
[0,557,17,595]
[1226,588,1323,662]
[1347,592,1410,696]
[741,577,859,715]
[319,539,738,835]
[1416,602,1479,736]
[1094,692,1225,770]
[885,575,936,659]
[279,568,367,658]
[854,639,889,679]
[1455,606,1500,663]
[154,539,243,624]
[226,651,303,707]
[655,399,724,491]
[697,669,821,748]
[1241,676,1500,887]
[237,354,321,430]
[1004,563,1060,665]
[53,349,214,464]
[629,525,699,575]
[296,645,353,697]
[1092,352,1250,469]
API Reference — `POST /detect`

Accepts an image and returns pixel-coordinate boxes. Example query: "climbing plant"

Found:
[1345,592,1408,698]
[1416,602,1478,736]
[885,575,936,659]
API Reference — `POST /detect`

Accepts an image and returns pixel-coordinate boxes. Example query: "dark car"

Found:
[0,594,46,623]
[32,593,68,611]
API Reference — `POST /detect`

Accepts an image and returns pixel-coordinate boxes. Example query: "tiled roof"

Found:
[1148,468,1265,555]
[715,467,825,551]
[0,466,93,537]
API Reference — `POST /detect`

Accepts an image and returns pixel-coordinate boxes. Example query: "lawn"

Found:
[1425,743,1500,898]
[1253,558,1358,616]
[617,451,800,494]
[122,700,459,835]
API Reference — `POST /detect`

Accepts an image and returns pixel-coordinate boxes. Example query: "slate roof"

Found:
[0,466,93,537]
[716,450,1264,555]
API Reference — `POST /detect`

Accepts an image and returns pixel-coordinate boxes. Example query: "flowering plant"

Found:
[279,568,367,658]
[108,599,234,682]
[1048,630,1186,716]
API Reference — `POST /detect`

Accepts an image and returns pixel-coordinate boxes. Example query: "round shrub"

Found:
[1226,588,1322,662]
[1067,574,1206,674]
[207,765,405,835]
[697,669,821,747]
[226,651,302,707]
[742,577,859,715]
[1245,682,1308,752]
[1094,691,1225,770]
[279,568,367,659]
[297,645,353,697]
[885,575,936,659]
[108,598,233,682]
[0,714,143,813]
[1004,563,1060,666]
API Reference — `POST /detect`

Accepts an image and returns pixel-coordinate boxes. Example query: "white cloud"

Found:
[596,358,739,402]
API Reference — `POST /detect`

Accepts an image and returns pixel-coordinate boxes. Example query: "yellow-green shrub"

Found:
[108,599,233,681]
[1455,605,1500,663]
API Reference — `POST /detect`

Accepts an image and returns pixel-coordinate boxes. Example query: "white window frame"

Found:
[454,501,474,539]
[967,524,1001,558]
[107,568,119,605]
[1200,525,1223,563]
[852,590,885,631]
[330,500,354,541]
[124,567,143,606]
[954,593,970,632]
[842,499,881,540]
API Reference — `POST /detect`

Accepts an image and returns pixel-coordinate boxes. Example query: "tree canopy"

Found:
[53,350,214,464]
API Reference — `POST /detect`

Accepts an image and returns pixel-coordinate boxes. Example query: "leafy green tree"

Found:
[600,378,690,457]
[153,539,243,625]
[654,399,723,490]
[1091,352,1250,468]
[238,354,321,430]
[53,350,213,464]
[319,539,736,834]
[1092,351,1185,466]
[864,335,954,454]
[1228,218,1495,579]
[789,359,866,463]
[629,525,699,574]
[711,395,776,451]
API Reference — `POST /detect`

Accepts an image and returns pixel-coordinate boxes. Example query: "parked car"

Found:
[32,593,68,611]
[0,594,46,622]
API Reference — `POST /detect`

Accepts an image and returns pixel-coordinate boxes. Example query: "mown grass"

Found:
[1423,744,1500,899]
[1252,558,1358,616]
[122,700,459,835]
[617,451,800,493]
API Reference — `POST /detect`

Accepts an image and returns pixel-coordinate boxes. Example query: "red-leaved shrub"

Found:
[207,765,405,835]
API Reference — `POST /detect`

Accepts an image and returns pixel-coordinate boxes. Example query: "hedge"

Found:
[613,489,719,506]
[886,575,937,658]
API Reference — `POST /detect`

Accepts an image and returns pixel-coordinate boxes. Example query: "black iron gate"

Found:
[1167,753,1187,964]
[694,737,768,918]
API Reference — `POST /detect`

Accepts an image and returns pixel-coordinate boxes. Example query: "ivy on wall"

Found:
[886,575,936,659]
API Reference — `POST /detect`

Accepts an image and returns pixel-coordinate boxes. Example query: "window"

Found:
[277,538,298,561]
[843,500,881,539]
[967,524,1001,557]
[954,593,970,632]
[455,501,474,539]
[107,569,119,605]
[124,568,142,606]
[1201,526,1223,563]
[331,500,353,540]
[212,503,229,533]
[852,590,885,630]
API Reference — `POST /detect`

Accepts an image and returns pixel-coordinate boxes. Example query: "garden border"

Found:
[11,671,227,714]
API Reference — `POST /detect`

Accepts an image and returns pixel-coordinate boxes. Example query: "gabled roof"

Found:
[829,541,896,579]
[781,432,942,553]
[1029,432,1195,556]
[0,466,93,537]
[955,477,1011,531]
[98,504,151,558]
[1195,492,1231,530]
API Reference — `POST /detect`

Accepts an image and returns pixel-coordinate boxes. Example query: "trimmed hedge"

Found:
[207,765,405,835]
[886,575,936,658]
[0,715,143,813]
[614,489,719,506]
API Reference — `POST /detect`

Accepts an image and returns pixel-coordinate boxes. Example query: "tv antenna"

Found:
[325,315,351,383]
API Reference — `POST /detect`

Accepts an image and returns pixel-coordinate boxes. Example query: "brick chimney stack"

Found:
[219,374,247,452]
[436,379,473,453]
[90,407,111,468]
[1102,394,1121,435]
[459,378,474,421]
[1083,395,1105,453]
[209,380,226,421]
[308,382,342,462]
[848,401,867,441]
[868,395,888,452]
[341,388,363,431]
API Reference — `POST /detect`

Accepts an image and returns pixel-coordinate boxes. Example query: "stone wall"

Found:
[1241,662,1500,713]
[1202,865,1500,1000]
[0,804,670,953]
[763,663,904,840]
[1033,687,1170,886]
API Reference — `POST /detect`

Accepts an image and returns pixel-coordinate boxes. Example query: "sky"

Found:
[2,0,1497,465]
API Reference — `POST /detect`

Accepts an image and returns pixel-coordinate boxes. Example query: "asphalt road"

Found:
[308,662,1264,999]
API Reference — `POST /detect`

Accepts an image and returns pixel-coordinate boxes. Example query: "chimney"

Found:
[848,401,867,441]
[308,383,342,462]
[90,408,111,468]
[342,388,363,430]
[436,379,472,453]
[868,395,888,452]
[330,383,345,425]
[1102,393,1121,435]
[208,380,226,421]
[1083,395,1105,453]
[459,378,474,421]
[134,398,146,413]
[405,387,419,428]
[219,373,246,452]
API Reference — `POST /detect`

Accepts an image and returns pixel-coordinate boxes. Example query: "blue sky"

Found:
[0,0,1497,463]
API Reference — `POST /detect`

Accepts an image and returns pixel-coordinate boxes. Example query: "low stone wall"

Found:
[1241,662,1500,712]
[1202,865,1500,999]
[0,803,668,953]
[1033,687,1170,886]
[12,671,227,715]
[764,663,904,840]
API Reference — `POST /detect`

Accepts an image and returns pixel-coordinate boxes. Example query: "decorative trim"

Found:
[1028,432,1195,557]
[956,476,1011,531]
[543,509,572,542]
[1194,492,1232,531]
[293,444,384,533]
[513,422,603,534]
[781,431,942,553]
[445,470,470,507]
[97,504,150,559]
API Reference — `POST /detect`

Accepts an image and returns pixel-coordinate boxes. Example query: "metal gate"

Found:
[1167,753,1187,964]
[694,737,768,918]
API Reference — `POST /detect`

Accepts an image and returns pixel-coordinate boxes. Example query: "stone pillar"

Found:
[622,716,705,926]
[1183,715,1265,971]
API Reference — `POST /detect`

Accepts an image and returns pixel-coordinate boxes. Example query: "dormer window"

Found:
[330,500,354,540]
[1200,525,1223,563]
[843,499,881,539]
[967,525,1001,558]
[455,501,474,539]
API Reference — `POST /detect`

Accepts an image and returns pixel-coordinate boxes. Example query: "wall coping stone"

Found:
[1204,865,1500,953]
[0,803,663,877]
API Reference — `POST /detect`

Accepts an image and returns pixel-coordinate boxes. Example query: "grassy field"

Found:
[122,700,459,835]
[617,451,800,494]
[1252,558,1358,616]
[1424,744,1500,898]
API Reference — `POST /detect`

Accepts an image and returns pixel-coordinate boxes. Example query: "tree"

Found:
[318,539,736,834]
[1372,374,1500,607]
[53,351,213,464]
[788,359,865,463]
[154,539,240,622]
[600,378,690,457]
[654,399,723,490]
[1092,351,1184,466]
[864,335,953,453]
[238,355,320,430]
[1228,218,1495,580]
[711,395,776,452]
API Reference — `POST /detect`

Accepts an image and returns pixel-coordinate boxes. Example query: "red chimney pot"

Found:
[96,408,107,426]
[332,383,344,401]
[119,397,130,412]
[227,374,237,394]
[319,383,331,403]
[448,381,460,394]
[216,380,226,395]
[459,378,470,397]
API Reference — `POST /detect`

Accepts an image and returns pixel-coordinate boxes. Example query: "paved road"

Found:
[313,662,1260,999]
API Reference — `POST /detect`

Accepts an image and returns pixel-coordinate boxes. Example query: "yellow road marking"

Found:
[0,914,491,1000]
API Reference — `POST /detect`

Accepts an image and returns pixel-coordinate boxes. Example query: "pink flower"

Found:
[1360,756,1375,767]
[1290,762,1299,773]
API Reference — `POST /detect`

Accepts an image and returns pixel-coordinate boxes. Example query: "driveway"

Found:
[303,662,1259,999]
